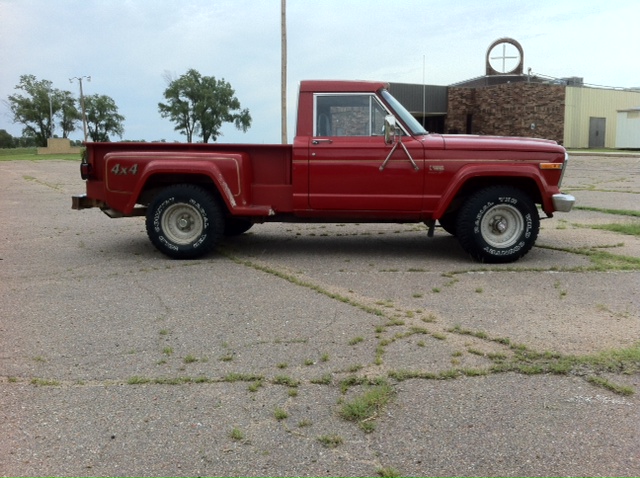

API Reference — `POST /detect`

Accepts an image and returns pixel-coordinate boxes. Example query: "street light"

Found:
[69,75,91,142]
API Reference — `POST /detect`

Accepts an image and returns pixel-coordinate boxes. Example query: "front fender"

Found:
[433,163,552,219]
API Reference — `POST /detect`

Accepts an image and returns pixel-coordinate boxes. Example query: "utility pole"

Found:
[48,90,54,138]
[281,0,287,144]
[70,75,91,142]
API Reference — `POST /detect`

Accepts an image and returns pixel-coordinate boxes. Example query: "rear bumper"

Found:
[72,194,104,210]
[552,193,575,212]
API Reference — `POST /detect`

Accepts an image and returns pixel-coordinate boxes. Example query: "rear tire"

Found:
[146,184,223,259]
[456,186,539,263]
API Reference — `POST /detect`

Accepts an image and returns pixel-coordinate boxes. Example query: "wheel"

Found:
[437,212,457,236]
[146,184,223,259]
[224,217,253,236]
[456,186,539,263]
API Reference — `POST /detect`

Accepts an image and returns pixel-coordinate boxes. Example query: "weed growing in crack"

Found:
[587,376,634,395]
[339,382,395,433]
[377,466,401,477]
[318,434,343,448]
[274,408,288,420]
[229,427,244,441]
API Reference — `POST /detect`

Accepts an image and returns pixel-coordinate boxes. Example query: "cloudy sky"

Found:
[1,0,638,143]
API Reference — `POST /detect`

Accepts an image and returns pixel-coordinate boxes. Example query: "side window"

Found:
[315,95,387,137]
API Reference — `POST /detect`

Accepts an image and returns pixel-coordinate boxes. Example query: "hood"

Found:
[440,134,564,154]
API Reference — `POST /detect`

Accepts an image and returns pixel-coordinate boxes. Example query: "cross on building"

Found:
[491,44,519,73]
[486,38,524,75]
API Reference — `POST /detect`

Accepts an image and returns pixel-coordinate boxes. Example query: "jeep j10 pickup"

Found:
[72,80,575,263]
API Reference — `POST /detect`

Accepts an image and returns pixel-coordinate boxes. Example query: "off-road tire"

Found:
[456,186,539,263]
[146,184,223,259]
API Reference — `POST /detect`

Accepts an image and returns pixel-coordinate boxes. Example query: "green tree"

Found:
[58,90,82,139]
[7,75,55,146]
[6,74,81,146]
[84,94,125,142]
[0,129,15,148]
[158,69,251,143]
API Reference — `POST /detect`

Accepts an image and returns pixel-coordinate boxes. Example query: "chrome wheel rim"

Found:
[161,203,204,245]
[480,204,523,248]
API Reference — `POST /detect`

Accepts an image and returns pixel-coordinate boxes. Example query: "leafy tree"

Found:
[58,90,82,139]
[0,129,15,148]
[84,94,125,142]
[158,69,251,143]
[7,75,61,146]
[6,75,81,146]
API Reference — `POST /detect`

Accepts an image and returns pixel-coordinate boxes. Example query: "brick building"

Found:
[446,82,565,142]
[391,38,640,148]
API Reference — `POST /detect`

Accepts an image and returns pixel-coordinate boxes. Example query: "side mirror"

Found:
[384,115,397,145]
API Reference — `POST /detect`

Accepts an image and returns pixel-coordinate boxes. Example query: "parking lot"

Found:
[1,154,639,476]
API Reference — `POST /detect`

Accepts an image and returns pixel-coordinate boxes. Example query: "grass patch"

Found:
[349,336,364,345]
[0,148,81,161]
[339,382,395,432]
[274,408,288,420]
[310,373,333,385]
[30,378,60,386]
[590,223,640,237]
[183,354,198,364]
[272,375,299,387]
[536,245,640,271]
[224,373,263,383]
[377,466,401,478]
[229,427,245,441]
[317,434,343,448]
[587,376,634,396]
[575,206,640,218]
[247,380,263,392]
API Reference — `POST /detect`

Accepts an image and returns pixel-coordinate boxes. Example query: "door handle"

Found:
[312,139,333,145]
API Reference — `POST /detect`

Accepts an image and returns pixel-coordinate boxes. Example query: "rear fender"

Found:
[103,151,252,215]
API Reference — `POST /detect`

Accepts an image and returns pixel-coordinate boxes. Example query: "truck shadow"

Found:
[221,229,470,263]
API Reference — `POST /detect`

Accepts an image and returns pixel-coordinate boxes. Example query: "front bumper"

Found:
[552,193,575,212]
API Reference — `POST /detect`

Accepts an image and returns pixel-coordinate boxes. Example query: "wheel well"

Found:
[138,174,228,213]
[444,177,542,216]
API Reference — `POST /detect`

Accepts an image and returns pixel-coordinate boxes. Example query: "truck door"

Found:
[308,93,424,211]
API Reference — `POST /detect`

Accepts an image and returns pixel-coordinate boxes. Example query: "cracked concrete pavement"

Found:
[1,154,639,476]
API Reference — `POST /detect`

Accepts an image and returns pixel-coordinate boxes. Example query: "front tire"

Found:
[146,184,223,259]
[456,186,539,263]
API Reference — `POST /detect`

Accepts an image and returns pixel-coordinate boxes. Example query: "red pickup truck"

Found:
[72,80,574,263]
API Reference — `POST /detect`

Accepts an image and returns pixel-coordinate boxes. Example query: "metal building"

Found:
[388,82,448,133]
[615,107,640,149]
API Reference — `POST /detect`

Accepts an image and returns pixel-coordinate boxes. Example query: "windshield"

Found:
[380,89,428,136]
